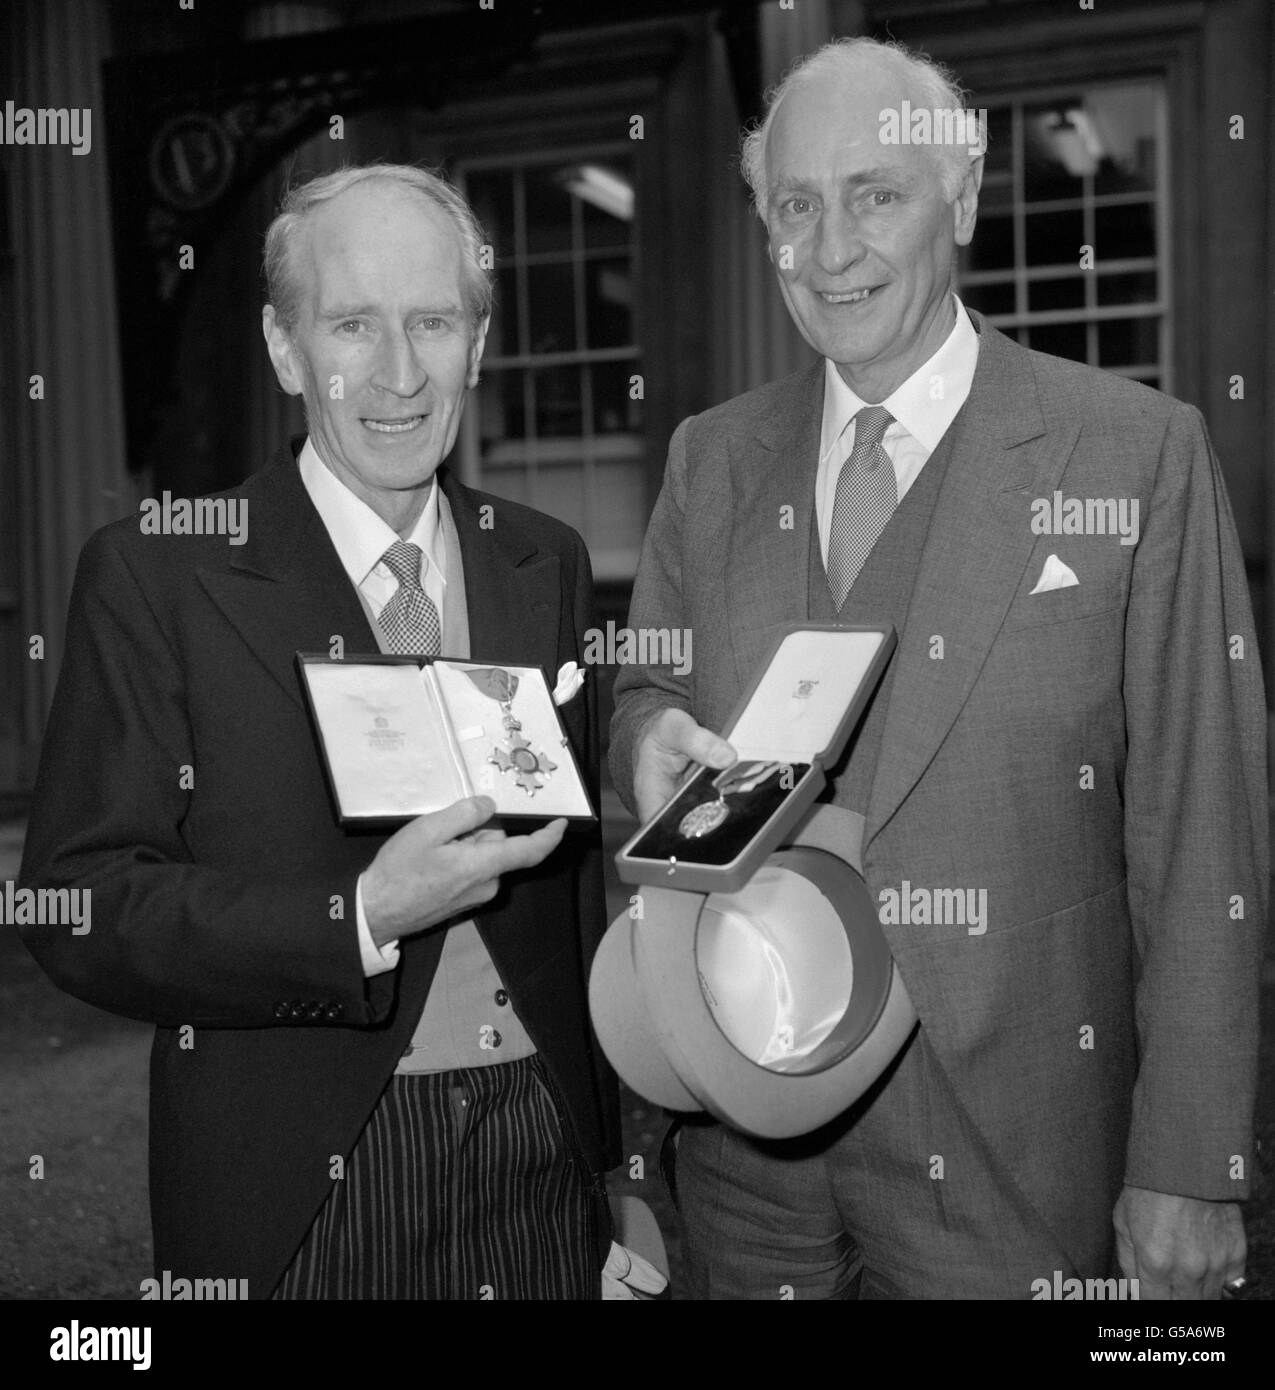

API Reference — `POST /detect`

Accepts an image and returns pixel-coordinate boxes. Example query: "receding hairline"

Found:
[264,164,493,331]
[765,56,946,184]
[278,185,476,332]
[742,38,979,213]
[291,180,469,264]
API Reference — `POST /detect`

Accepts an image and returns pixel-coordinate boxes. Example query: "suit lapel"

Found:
[439,472,563,671]
[863,318,1081,850]
[725,364,824,688]
[197,446,378,710]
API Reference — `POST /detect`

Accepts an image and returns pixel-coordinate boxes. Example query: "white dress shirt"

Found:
[298,438,443,978]
[816,294,980,564]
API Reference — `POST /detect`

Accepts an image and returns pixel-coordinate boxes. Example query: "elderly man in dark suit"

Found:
[609,37,1267,1299]
[20,164,619,1299]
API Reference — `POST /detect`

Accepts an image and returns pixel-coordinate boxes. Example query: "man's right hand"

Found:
[362,796,567,949]
[633,708,735,823]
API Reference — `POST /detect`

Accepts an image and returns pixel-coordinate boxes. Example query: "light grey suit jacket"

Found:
[610,314,1268,1265]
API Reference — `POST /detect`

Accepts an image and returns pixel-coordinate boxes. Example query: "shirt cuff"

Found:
[356,874,400,976]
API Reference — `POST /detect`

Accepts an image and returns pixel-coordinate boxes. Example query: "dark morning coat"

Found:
[19,444,621,1295]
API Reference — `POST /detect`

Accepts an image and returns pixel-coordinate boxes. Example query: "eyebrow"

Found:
[317,302,466,321]
[769,165,920,199]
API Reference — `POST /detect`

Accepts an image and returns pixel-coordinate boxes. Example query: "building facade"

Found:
[1,0,1270,801]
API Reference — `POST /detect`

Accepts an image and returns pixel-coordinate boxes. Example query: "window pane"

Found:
[465,171,514,255]
[960,280,1015,317]
[533,364,583,438]
[1025,208,1083,267]
[578,162,634,250]
[526,261,577,355]
[983,106,1013,177]
[486,266,520,359]
[1023,100,1086,203]
[591,360,643,435]
[1098,317,1158,367]
[1089,85,1157,194]
[1028,276,1085,313]
[1097,270,1157,306]
[585,256,634,349]
[476,368,526,448]
[1094,202,1156,261]
[966,215,1014,272]
[1027,321,1087,362]
[524,166,575,255]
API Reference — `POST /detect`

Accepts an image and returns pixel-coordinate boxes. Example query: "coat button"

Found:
[288,1001,306,1020]
[306,1001,325,1019]
[273,1001,290,1020]
[325,1003,344,1021]
[494,989,509,1007]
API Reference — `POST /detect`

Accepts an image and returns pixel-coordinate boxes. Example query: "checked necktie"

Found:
[825,404,898,610]
[377,540,442,656]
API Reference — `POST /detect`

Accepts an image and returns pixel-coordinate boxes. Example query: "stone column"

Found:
[2,0,130,781]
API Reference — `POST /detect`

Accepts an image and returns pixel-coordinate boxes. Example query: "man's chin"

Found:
[816,329,895,376]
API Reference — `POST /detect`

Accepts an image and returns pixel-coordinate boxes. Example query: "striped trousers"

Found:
[272,1055,602,1299]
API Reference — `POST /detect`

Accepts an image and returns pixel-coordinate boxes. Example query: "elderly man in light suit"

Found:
[609,37,1267,1299]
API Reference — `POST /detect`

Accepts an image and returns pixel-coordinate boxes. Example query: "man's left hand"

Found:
[1113,1185,1245,1299]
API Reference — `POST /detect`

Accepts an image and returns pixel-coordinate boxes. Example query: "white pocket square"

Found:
[1029,554,1079,595]
[552,661,586,706]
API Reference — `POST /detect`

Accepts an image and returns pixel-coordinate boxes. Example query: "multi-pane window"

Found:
[459,153,644,580]
[958,80,1168,390]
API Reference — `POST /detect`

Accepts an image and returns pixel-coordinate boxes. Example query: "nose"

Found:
[813,202,866,277]
[370,325,427,397]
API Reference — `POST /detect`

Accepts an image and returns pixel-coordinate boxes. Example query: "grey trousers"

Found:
[675,1027,1096,1299]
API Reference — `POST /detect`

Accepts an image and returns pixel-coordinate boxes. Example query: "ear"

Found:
[466,312,491,390]
[262,305,305,396]
[952,154,982,248]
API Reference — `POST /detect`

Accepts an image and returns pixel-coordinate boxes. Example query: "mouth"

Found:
[361,414,427,434]
[819,284,886,306]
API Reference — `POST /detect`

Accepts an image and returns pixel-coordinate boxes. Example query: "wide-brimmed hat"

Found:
[590,804,918,1139]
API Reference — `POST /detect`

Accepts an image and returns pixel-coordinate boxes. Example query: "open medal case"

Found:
[615,623,896,892]
[296,653,595,825]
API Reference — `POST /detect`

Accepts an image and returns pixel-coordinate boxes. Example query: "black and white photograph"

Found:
[0,0,1271,1364]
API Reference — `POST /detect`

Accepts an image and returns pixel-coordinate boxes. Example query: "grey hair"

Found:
[263,163,493,332]
[740,37,982,219]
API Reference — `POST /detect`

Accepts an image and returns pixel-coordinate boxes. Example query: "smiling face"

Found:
[263,181,488,533]
[763,60,980,402]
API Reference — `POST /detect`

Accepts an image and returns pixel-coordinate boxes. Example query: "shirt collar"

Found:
[820,294,980,460]
[297,437,445,590]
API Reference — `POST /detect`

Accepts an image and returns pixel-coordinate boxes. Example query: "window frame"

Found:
[957,76,1172,389]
